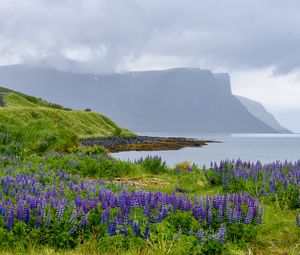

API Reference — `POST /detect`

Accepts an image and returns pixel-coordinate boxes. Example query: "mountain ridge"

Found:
[0,65,284,133]
[236,95,292,133]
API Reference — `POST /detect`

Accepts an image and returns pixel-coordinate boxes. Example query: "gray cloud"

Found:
[0,0,300,74]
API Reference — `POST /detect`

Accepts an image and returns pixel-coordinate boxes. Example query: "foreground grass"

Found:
[0,151,298,255]
[253,206,299,254]
[0,203,298,255]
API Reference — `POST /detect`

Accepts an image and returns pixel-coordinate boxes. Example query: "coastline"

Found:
[80,135,215,152]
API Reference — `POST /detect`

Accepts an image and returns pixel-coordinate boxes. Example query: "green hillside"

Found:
[0,87,134,152]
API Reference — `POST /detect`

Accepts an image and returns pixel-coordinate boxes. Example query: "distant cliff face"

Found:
[236,96,292,133]
[0,65,278,133]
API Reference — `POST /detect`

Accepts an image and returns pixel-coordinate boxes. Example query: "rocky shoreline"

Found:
[80,136,214,153]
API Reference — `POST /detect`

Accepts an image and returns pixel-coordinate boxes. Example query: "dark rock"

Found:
[80,136,212,152]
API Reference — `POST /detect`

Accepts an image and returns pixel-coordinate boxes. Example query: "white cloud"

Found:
[61,45,107,62]
[0,0,300,130]
[119,54,192,72]
[1,0,300,74]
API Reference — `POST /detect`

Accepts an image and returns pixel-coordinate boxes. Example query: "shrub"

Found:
[67,145,109,156]
[141,156,168,174]
[175,160,192,172]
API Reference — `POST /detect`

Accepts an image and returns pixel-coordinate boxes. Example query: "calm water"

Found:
[112,133,300,167]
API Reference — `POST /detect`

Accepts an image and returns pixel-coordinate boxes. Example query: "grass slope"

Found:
[0,87,134,152]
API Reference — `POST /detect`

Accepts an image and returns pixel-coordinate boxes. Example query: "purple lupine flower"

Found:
[57,200,64,221]
[74,195,82,208]
[269,180,277,193]
[35,218,41,229]
[122,209,129,224]
[29,197,37,209]
[24,206,30,224]
[69,225,77,234]
[245,206,254,224]
[296,214,300,227]
[114,213,122,226]
[208,235,215,241]
[183,199,192,211]
[144,206,150,217]
[6,206,14,230]
[36,204,43,225]
[81,201,89,214]
[207,206,213,224]
[161,206,167,219]
[197,229,205,243]
[192,206,200,220]
[218,204,223,222]
[46,209,51,227]
[68,208,77,224]
[206,196,210,212]
[144,224,150,239]
[81,215,88,228]
[199,202,206,222]
[216,224,226,244]
[133,221,140,237]
[157,212,163,223]
[232,205,241,223]
[108,222,117,236]
[0,202,6,217]
[102,208,110,224]
[16,199,25,221]
[41,198,47,220]
[213,196,221,209]
[256,206,264,224]
[120,224,128,237]
[226,204,232,222]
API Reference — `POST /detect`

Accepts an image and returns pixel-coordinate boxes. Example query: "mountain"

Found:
[0,65,279,133]
[0,86,133,152]
[236,95,292,133]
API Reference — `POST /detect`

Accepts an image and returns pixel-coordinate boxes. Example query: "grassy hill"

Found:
[0,87,134,153]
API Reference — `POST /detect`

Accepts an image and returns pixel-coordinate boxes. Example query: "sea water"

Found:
[112,133,300,167]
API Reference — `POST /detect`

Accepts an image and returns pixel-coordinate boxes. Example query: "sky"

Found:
[0,0,300,131]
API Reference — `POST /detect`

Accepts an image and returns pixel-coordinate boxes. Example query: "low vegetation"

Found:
[0,87,299,254]
[0,142,298,254]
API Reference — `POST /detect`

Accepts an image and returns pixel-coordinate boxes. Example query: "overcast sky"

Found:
[0,0,300,131]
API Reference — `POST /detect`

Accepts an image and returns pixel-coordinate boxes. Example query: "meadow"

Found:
[0,132,299,254]
[0,88,299,254]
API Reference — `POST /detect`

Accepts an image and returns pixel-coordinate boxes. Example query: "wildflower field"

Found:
[0,129,299,255]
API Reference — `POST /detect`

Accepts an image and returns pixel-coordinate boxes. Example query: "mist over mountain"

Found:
[0,65,283,133]
[236,96,291,133]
